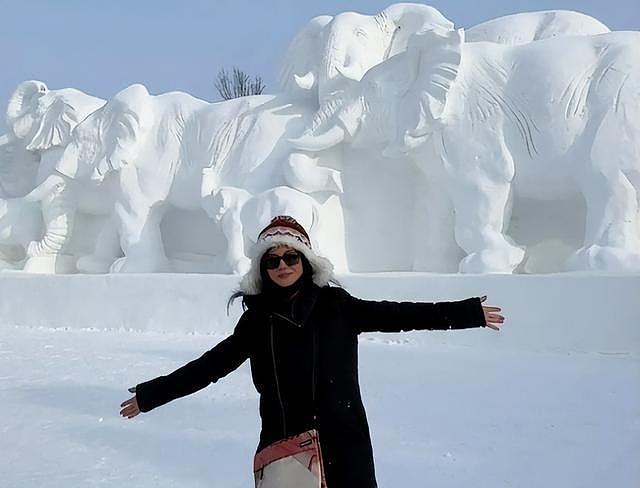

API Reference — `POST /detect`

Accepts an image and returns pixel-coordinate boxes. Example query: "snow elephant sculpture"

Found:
[4,81,106,184]
[40,84,342,273]
[281,4,609,108]
[280,3,453,105]
[201,185,346,275]
[0,80,106,271]
[290,28,640,273]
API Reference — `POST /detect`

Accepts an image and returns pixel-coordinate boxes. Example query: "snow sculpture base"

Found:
[23,254,77,274]
[1,272,637,355]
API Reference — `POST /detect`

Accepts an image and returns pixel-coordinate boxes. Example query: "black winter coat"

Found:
[136,285,487,487]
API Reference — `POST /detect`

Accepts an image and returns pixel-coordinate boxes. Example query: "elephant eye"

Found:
[354,28,367,39]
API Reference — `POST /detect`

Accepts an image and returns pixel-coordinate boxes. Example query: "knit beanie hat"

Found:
[238,215,334,294]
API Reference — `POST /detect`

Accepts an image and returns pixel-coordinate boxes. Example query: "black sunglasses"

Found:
[263,251,301,270]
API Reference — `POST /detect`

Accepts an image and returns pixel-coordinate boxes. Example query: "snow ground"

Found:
[1,273,639,487]
[1,325,638,487]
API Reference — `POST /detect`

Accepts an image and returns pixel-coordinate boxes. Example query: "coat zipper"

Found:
[268,293,320,436]
[272,312,302,327]
[311,325,319,425]
[269,314,287,436]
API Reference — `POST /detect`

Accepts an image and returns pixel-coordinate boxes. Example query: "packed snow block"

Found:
[340,273,640,355]
[0,272,637,355]
[0,272,243,334]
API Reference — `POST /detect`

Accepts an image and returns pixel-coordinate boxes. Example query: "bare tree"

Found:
[215,67,266,100]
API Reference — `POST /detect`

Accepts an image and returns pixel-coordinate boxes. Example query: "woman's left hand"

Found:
[120,387,141,419]
[480,296,504,331]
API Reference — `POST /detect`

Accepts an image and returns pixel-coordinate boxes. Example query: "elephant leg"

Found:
[220,208,251,275]
[569,170,640,270]
[412,172,461,272]
[567,104,640,270]
[0,243,24,269]
[111,167,169,273]
[202,186,252,274]
[450,179,525,273]
[112,202,168,273]
[76,216,123,273]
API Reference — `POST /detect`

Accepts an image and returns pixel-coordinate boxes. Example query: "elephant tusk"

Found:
[22,173,67,202]
[335,64,362,82]
[288,125,346,152]
[294,72,316,90]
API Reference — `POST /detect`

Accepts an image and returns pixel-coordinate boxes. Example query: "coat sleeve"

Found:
[135,312,252,413]
[333,288,487,334]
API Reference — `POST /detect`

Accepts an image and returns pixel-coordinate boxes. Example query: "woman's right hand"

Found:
[120,387,141,419]
[480,296,505,331]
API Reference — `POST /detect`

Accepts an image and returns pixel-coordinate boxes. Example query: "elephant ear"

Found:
[10,87,105,152]
[78,84,149,178]
[23,96,79,151]
[403,27,464,125]
[279,15,333,99]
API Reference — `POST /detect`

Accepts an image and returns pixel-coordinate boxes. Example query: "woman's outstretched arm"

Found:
[334,288,504,333]
[120,312,253,417]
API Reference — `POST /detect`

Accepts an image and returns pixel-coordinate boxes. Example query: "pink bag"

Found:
[254,429,327,488]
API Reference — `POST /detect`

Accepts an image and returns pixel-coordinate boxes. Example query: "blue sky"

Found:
[1,0,638,132]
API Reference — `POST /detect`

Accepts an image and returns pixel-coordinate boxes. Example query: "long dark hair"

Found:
[226,250,314,314]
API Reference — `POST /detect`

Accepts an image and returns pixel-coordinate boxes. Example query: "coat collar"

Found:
[244,283,322,327]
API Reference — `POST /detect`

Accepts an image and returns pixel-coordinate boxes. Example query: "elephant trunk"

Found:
[310,94,345,132]
[318,31,349,105]
[39,193,74,255]
[25,179,73,258]
[312,30,355,141]
[6,81,48,138]
[23,173,66,202]
[289,125,346,153]
[0,198,15,244]
[373,9,399,58]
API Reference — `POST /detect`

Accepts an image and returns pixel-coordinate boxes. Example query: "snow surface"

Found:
[1,273,639,487]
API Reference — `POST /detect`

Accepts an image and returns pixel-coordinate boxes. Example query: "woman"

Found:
[120,215,504,487]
